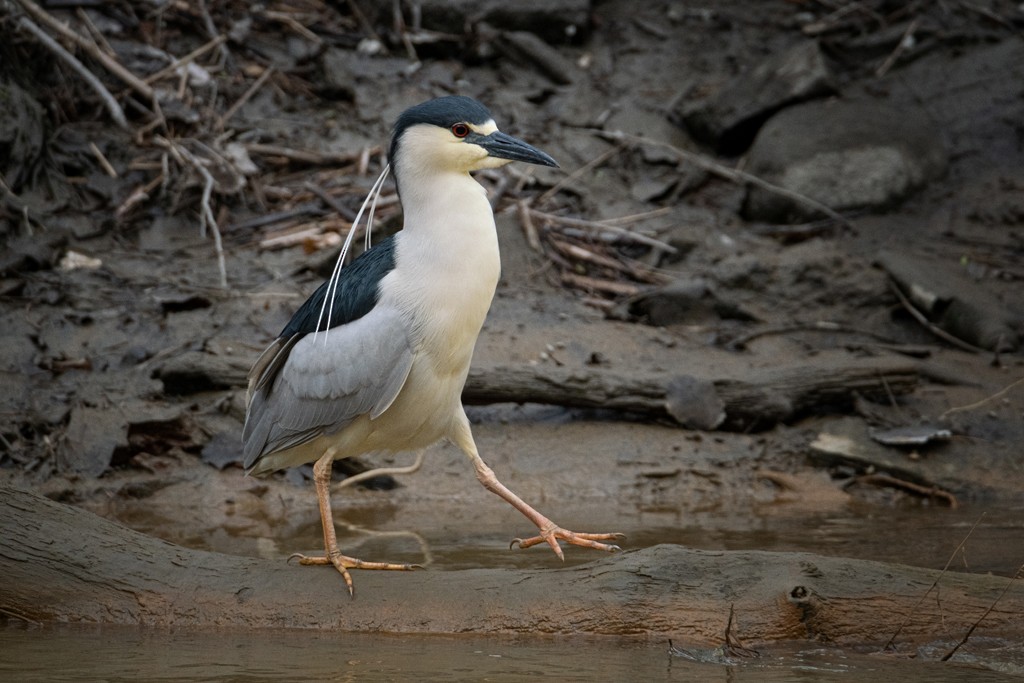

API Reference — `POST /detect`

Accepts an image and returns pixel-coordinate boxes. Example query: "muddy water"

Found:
[9,473,1023,679]
[6,501,1009,679]
[121,500,1024,577]
[2,623,1020,682]
[3,506,1022,679]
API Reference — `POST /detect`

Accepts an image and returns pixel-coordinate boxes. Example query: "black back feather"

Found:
[280,235,397,339]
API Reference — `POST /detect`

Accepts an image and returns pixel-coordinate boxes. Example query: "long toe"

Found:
[511,528,625,556]
[288,552,422,571]
[288,552,421,596]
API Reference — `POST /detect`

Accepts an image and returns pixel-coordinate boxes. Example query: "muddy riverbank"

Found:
[2,0,1023,676]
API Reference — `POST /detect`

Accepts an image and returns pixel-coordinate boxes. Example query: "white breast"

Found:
[386,171,501,378]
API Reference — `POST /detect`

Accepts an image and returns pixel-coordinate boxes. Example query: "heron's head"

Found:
[388,96,557,189]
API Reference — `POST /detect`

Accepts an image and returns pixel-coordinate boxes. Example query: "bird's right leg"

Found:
[290,449,421,596]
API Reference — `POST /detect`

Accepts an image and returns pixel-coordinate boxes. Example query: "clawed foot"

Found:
[510,526,625,560]
[289,551,423,596]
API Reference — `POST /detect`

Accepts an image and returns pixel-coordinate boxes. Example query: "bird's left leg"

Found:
[335,450,425,490]
[290,448,421,595]
[451,412,624,560]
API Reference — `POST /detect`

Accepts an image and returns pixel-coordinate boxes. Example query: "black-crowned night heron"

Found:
[243,96,622,594]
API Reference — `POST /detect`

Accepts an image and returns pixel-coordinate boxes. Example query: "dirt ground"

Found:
[2,0,1024,642]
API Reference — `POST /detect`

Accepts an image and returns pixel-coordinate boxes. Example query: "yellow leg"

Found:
[289,449,421,596]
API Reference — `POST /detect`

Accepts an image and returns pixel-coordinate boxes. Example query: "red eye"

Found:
[451,123,470,138]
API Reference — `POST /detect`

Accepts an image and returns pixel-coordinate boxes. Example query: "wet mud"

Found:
[2,0,1024,676]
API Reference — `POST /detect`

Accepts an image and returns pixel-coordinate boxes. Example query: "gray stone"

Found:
[319,48,357,100]
[665,375,725,430]
[742,100,947,223]
[876,252,1019,352]
[679,41,836,152]
[60,406,128,478]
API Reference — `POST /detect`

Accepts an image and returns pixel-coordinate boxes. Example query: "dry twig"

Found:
[14,15,129,129]
[263,10,323,45]
[942,561,1024,662]
[304,181,358,221]
[517,200,541,251]
[875,17,922,77]
[74,7,114,56]
[218,66,275,129]
[888,279,985,353]
[155,137,228,288]
[854,473,958,508]
[535,141,627,205]
[939,375,1024,420]
[195,0,230,65]
[143,35,227,86]
[116,174,164,220]
[598,129,854,229]
[560,272,642,297]
[884,514,985,651]
[89,143,118,178]
[529,209,676,253]
[259,224,344,251]
[14,0,155,101]
[244,143,372,167]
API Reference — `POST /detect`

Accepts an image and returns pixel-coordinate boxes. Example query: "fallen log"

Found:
[2,486,1020,646]
[155,352,919,431]
[464,356,918,430]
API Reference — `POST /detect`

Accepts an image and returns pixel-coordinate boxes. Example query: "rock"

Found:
[809,417,953,491]
[604,107,708,196]
[876,252,1020,352]
[678,41,836,152]
[869,425,952,447]
[59,401,199,477]
[319,48,356,101]
[742,100,947,222]
[630,174,677,203]
[60,406,128,477]
[664,375,725,430]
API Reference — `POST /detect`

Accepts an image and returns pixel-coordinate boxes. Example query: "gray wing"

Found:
[242,304,414,471]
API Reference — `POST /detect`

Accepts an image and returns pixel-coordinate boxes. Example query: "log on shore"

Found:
[3,486,1020,645]
[464,356,917,430]
[155,353,919,431]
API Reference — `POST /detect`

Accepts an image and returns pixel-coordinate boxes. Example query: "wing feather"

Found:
[242,304,413,471]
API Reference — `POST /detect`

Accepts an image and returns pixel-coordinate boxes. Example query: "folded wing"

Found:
[242,303,413,472]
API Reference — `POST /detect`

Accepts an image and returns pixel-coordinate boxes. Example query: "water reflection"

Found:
[156,502,1023,577]
[1,623,1018,682]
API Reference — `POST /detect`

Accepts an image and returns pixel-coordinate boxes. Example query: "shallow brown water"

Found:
[129,500,1023,578]
[16,498,1012,680]
[2,623,1021,682]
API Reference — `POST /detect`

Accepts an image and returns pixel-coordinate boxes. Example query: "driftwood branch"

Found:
[465,357,917,430]
[156,353,919,431]
[599,129,854,229]
[14,15,129,129]
[2,486,1021,644]
[13,0,156,102]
